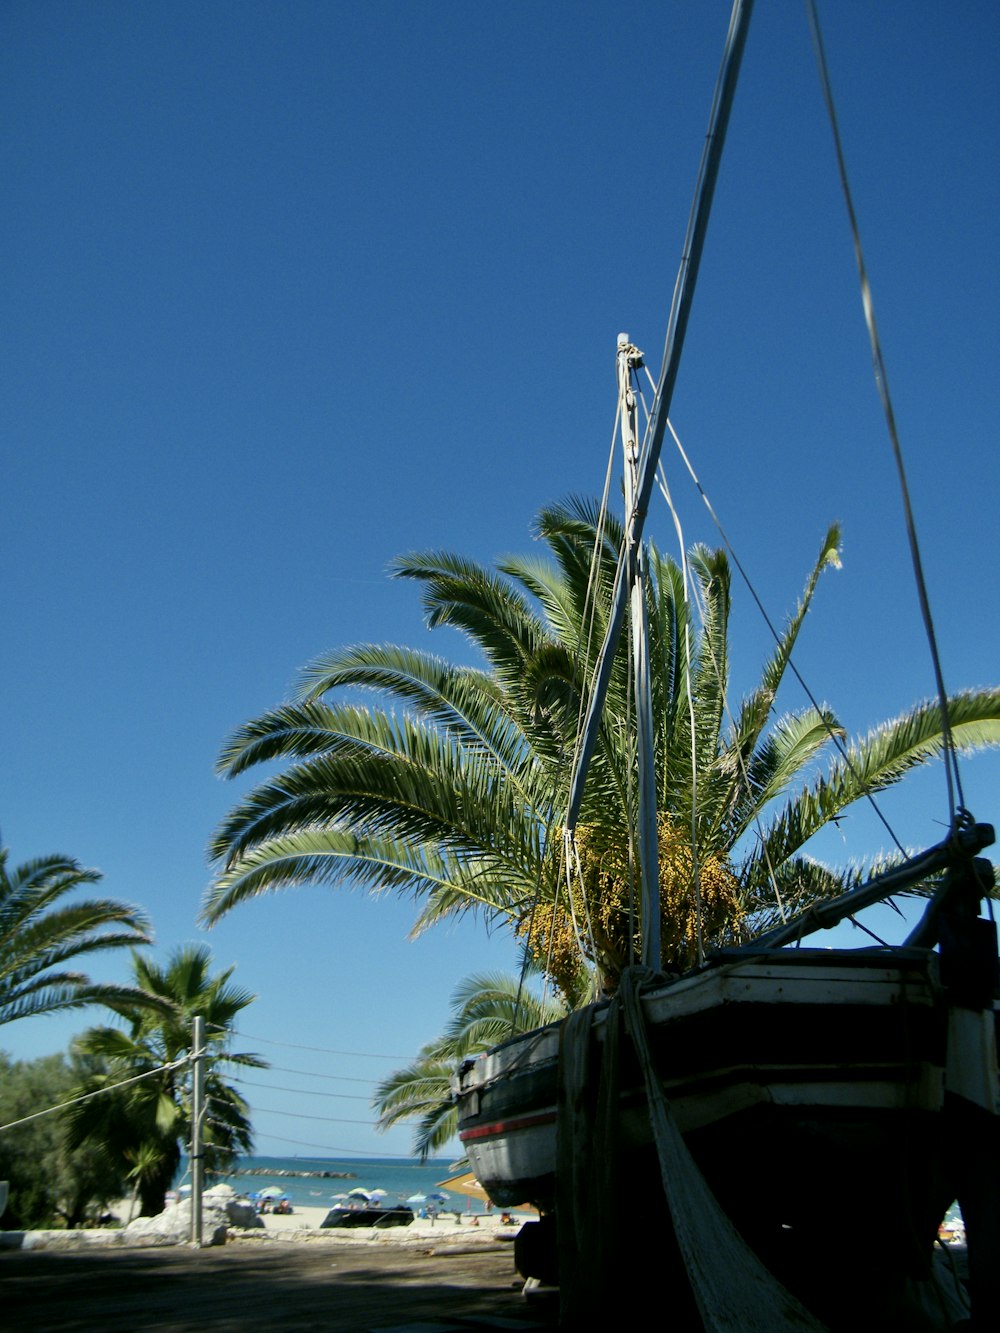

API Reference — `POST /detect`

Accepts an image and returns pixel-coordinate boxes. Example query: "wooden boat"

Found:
[453,3,998,1327]
[457,840,998,1320]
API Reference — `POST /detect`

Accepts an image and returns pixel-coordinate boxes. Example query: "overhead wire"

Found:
[259,1063,383,1086]
[247,1104,382,1127]
[233,1075,372,1102]
[244,1130,446,1159]
[230,1030,411,1061]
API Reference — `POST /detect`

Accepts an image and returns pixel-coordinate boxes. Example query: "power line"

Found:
[232,1030,410,1061]
[233,1075,371,1102]
[241,1129,454,1160]
[249,1104,380,1128]
[263,1063,380,1086]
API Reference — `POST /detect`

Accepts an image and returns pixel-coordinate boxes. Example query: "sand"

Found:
[257,1202,526,1241]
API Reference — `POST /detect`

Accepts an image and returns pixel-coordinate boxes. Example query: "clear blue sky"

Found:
[3,1,998,1157]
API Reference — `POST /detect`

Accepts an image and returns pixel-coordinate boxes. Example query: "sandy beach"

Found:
[256,1201,528,1241]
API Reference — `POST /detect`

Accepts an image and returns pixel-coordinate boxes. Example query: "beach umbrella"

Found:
[436,1171,490,1203]
[347,1187,371,1200]
[258,1185,284,1199]
[406,1193,427,1206]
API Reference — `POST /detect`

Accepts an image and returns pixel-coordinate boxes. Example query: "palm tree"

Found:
[203,499,1000,991]
[374,970,568,1159]
[0,841,154,1027]
[67,944,264,1216]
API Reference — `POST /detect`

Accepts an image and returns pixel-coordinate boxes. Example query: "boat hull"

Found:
[456,941,1000,1327]
[456,949,951,1215]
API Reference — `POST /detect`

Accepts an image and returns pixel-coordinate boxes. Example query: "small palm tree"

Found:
[68,944,264,1216]
[374,970,568,1159]
[203,499,1000,991]
[0,841,153,1027]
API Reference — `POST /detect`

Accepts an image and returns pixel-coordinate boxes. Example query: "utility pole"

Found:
[191,1015,205,1247]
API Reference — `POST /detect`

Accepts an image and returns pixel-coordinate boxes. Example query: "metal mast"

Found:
[617,335,661,968]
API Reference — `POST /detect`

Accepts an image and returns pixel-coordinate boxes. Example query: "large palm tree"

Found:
[203,499,1000,991]
[67,944,264,1216]
[374,970,568,1159]
[0,842,154,1027]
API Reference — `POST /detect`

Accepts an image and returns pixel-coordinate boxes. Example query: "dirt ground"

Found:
[0,1234,560,1331]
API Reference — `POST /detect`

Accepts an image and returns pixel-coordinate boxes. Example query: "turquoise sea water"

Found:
[177,1155,487,1213]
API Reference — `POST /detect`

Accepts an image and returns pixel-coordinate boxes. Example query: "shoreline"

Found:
[2,1203,528,1252]
[229,1167,357,1180]
[256,1202,524,1240]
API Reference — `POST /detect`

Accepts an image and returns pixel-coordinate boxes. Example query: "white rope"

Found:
[565,402,627,811]
[559,356,644,980]
[653,450,706,962]
[655,436,787,925]
[564,828,598,976]
[661,411,908,860]
[618,970,827,1330]
[0,1056,190,1134]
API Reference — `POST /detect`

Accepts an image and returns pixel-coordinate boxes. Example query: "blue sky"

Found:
[3,1,998,1158]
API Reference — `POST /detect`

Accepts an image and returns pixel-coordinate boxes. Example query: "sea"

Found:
[176,1155,489,1213]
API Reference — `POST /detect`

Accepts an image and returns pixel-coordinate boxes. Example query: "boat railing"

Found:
[746,820,994,951]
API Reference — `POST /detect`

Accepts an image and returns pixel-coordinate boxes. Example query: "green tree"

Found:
[0,1050,126,1230]
[203,499,1000,991]
[67,945,264,1217]
[0,842,153,1026]
[374,971,568,1159]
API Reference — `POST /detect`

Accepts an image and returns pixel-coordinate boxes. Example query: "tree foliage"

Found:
[67,945,264,1217]
[0,842,154,1027]
[373,970,567,1159]
[0,1050,126,1229]
[204,499,1000,993]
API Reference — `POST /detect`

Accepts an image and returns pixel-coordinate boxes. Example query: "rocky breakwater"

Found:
[234,1167,356,1179]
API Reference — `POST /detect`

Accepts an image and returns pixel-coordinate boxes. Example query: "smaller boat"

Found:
[320,1203,414,1229]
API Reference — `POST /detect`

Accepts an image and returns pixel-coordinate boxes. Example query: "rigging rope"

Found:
[633,362,707,961]
[661,412,909,862]
[511,398,624,1024]
[654,465,789,925]
[806,0,966,830]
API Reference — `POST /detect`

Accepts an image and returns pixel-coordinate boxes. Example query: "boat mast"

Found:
[618,335,661,968]
[564,0,754,944]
